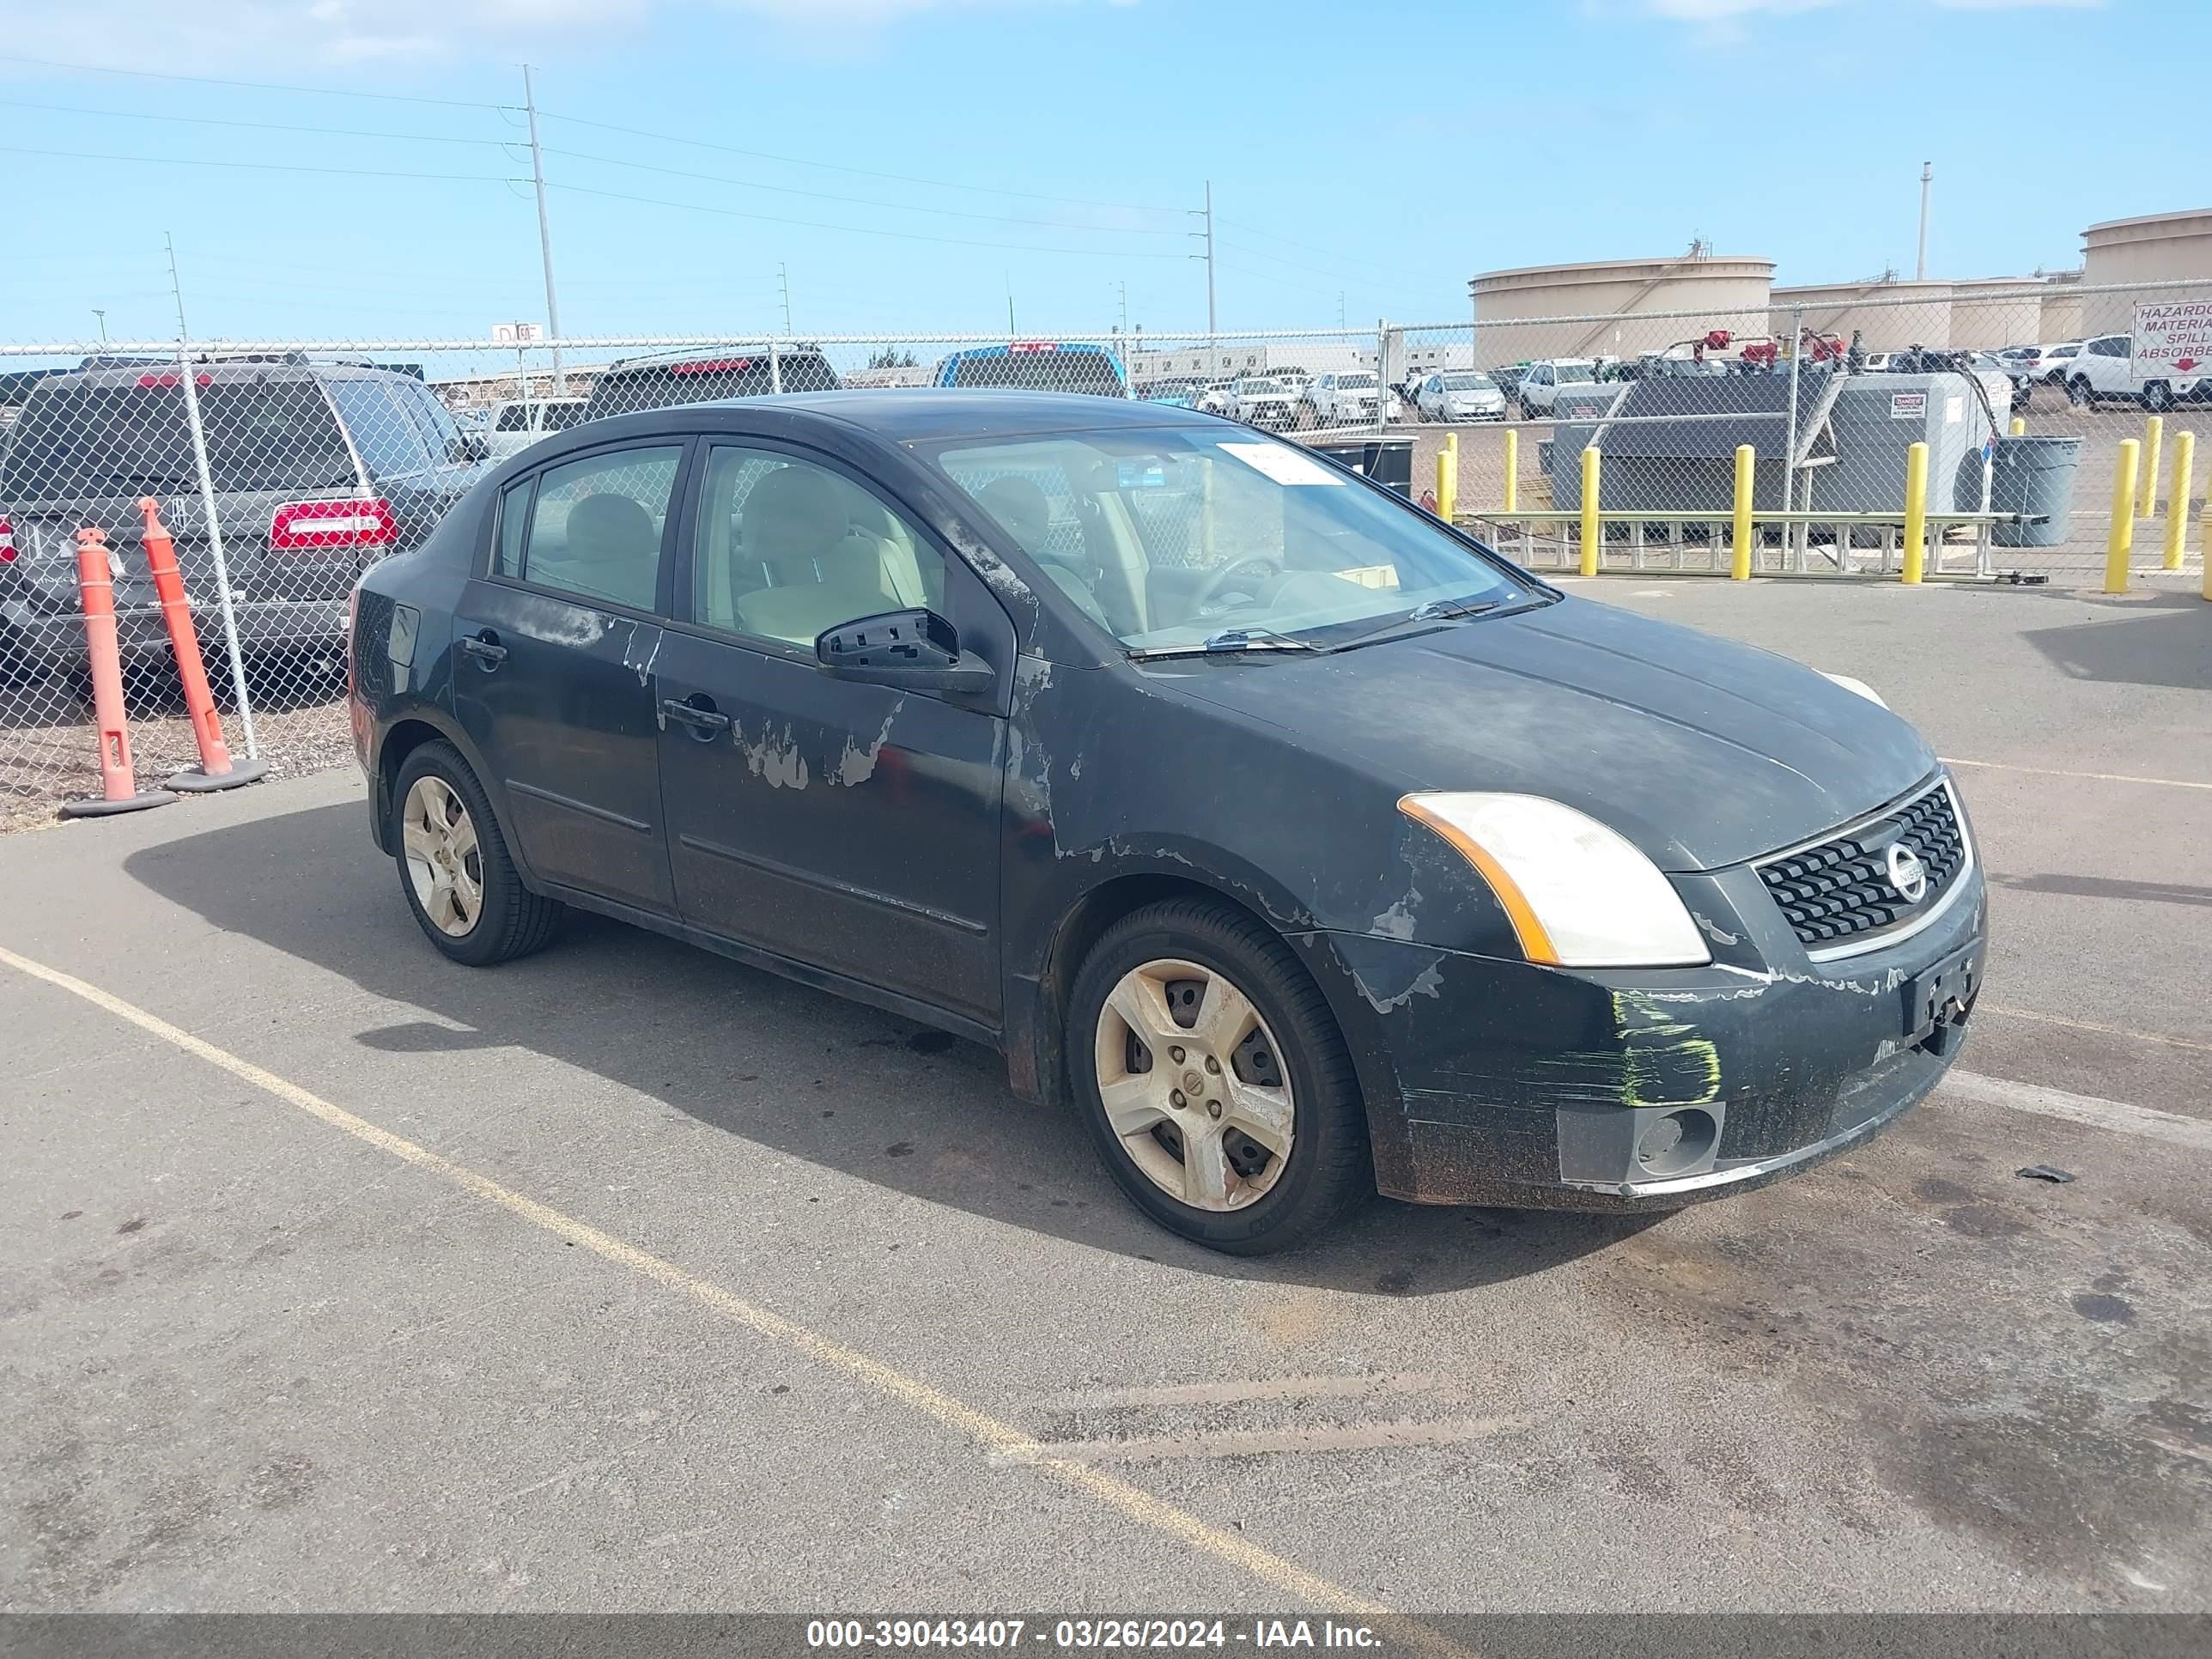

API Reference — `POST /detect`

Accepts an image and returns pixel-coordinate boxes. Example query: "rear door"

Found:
[450,439,691,912]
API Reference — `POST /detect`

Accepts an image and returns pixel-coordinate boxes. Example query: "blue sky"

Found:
[0,0,2157,347]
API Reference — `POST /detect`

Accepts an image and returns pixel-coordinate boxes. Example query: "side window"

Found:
[495,477,533,577]
[325,380,430,477]
[493,405,532,433]
[517,444,683,611]
[690,446,946,649]
[396,380,461,459]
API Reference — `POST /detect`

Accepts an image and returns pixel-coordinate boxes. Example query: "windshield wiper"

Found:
[1407,596,1504,623]
[1128,626,1323,662]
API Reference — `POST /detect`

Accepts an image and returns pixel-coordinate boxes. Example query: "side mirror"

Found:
[452,433,491,464]
[816,608,994,695]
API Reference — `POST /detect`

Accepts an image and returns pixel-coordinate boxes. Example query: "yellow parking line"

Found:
[0,943,1464,1655]
[1939,756,2212,791]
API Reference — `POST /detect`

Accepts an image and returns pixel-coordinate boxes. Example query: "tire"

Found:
[2068,376,2094,408]
[390,739,562,966]
[1066,897,1371,1255]
[2143,380,2172,413]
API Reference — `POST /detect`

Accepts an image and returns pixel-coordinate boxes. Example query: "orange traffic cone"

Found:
[58,527,176,819]
[137,497,265,792]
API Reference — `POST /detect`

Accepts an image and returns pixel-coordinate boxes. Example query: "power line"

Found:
[536,108,1182,216]
[543,145,1188,237]
[0,144,516,184]
[1216,216,1413,280]
[0,52,514,110]
[0,98,514,147]
[547,181,1195,260]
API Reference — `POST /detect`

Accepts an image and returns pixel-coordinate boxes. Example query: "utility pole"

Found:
[1114,279,1128,335]
[522,65,566,392]
[1006,271,1016,337]
[1190,181,1217,335]
[1916,161,1933,282]
[1337,291,1346,330]
[91,309,107,346]
[778,264,793,333]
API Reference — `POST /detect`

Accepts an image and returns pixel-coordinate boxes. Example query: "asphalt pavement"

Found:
[2,575,2207,1625]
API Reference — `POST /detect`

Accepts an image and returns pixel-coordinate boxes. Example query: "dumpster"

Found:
[1987,434,2082,547]
[1310,435,1413,496]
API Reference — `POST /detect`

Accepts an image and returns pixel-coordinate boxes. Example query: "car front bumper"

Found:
[1313,863,1987,1211]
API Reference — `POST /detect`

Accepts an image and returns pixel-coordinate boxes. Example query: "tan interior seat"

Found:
[733,465,900,645]
[542,491,659,610]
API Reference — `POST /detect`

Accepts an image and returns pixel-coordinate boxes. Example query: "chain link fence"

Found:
[3,293,2205,825]
[1396,279,2211,578]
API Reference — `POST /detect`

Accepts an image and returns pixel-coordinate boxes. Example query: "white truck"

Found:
[1297,371,1393,428]
[485,396,590,459]
[2064,333,2203,413]
[1229,376,1299,430]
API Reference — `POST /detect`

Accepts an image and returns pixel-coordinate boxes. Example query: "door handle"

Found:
[661,696,732,737]
[459,632,507,668]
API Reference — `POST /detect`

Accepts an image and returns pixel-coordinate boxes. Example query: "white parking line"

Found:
[1942,1070,2212,1152]
[1940,757,2212,791]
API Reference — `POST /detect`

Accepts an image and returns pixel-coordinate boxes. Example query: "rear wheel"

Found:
[2068,375,2094,407]
[1068,898,1370,1255]
[391,741,562,966]
[2143,380,2173,413]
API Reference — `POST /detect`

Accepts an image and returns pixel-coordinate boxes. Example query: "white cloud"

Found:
[0,0,1069,74]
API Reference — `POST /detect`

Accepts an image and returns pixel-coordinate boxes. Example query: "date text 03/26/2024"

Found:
[805,1619,1385,1650]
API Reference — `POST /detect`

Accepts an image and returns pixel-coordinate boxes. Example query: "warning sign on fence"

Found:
[2132,300,2211,384]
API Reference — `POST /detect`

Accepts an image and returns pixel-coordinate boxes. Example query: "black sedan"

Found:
[349,391,1985,1255]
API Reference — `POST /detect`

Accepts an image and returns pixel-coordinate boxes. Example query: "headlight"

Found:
[1820,672,1888,708]
[1397,793,1710,968]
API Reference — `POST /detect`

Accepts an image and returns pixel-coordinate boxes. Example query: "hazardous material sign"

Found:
[2132,300,2211,385]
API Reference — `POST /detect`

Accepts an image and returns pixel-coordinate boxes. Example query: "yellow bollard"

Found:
[2008,416,2026,437]
[1436,431,1457,523]
[2163,429,2195,572]
[1579,446,1601,577]
[2106,438,2139,594]
[1900,441,1929,585]
[1502,427,1518,514]
[1730,443,1755,580]
[2138,414,2162,520]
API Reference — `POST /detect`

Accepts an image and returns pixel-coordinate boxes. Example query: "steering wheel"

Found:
[1188,555,1285,615]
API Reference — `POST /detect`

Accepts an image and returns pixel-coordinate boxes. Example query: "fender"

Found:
[366,698,537,889]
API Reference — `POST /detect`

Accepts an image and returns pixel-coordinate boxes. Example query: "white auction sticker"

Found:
[1217,441,1346,485]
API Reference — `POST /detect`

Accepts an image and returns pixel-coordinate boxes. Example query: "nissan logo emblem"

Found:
[1887,842,1929,903]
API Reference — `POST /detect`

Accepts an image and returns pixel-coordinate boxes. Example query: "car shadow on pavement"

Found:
[2021,590,2212,690]
[1991,870,2212,908]
[124,799,1661,1294]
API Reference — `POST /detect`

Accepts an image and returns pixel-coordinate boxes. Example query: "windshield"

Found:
[1553,361,1596,384]
[1241,379,1284,394]
[947,349,1125,396]
[1440,374,1492,390]
[927,426,1535,655]
[1338,374,1376,389]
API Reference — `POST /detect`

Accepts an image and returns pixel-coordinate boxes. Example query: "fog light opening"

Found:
[1637,1108,1718,1177]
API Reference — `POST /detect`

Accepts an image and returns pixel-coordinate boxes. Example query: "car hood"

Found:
[1164,595,1936,872]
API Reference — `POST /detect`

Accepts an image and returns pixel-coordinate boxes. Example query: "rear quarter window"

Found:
[1,376,354,500]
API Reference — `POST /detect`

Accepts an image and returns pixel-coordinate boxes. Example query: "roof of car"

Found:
[755,389,1219,441]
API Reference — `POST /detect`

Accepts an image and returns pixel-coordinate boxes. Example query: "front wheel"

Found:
[391,740,563,966]
[2068,376,2094,407]
[1067,898,1371,1255]
[2143,380,2173,413]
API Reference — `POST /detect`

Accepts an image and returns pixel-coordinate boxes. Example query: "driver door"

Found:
[652,441,1012,1024]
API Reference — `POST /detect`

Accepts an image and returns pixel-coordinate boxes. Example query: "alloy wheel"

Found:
[1092,957,1295,1212]
[401,775,484,938]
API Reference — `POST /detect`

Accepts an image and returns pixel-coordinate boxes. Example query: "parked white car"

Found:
[1413,371,1507,422]
[1299,371,1389,428]
[1513,358,1598,418]
[2031,342,2081,386]
[1193,380,1236,416]
[485,396,589,459]
[2066,333,2202,412]
[1229,376,1298,429]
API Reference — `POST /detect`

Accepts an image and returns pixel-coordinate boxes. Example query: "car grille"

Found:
[1756,781,1968,951]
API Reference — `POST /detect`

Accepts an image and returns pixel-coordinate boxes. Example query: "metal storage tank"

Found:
[1948,278,2048,349]
[2038,272,2084,345]
[1771,279,1954,352]
[2078,210,2212,335]
[1468,251,1773,370]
